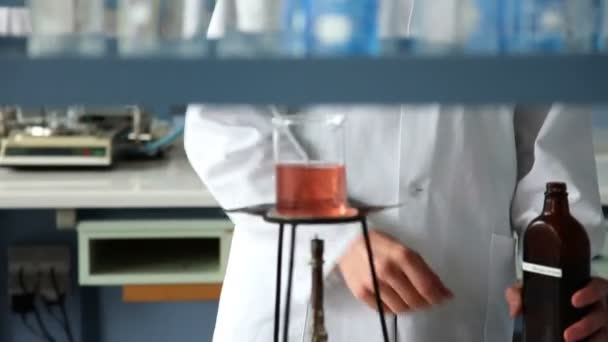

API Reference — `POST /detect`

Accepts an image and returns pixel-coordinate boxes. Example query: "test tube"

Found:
[27,0,105,57]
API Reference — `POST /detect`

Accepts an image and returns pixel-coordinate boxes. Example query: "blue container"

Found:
[283,0,379,56]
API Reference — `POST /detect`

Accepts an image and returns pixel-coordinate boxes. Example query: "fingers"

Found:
[357,282,411,314]
[505,283,523,318]
[572,278,608,308]
[589,328,608,342]
[564,303,608,342]
[358,287,396,315]
[378,282,409,314]
[384,268,430,310]
[396,247,453,305]
[343,231,453,315]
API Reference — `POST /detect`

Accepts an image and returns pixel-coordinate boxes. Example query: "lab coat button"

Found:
[408,183,424,196]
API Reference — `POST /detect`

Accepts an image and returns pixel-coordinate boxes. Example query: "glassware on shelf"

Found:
[408,0,461,54]
[567,0,599,52]
[282,0,379,56]
[117,0,161,56]
[309,0,379,56]
[27,0,105,57]
[117,0,214,57]
[407,0,501,55]
[216,0,283,57]
[504,0,597,53]
[460,0,502,53]
[599,0,608,51]
[281,0,309,56]
[272,110,349,218]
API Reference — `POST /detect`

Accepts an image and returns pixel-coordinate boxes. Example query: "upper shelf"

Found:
[2,55,608,106]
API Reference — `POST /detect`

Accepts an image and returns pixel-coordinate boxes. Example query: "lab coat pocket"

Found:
[484,233,516,342]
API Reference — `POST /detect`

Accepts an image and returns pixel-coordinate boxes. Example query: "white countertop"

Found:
[0,147,218,209]
[2,130,608,209]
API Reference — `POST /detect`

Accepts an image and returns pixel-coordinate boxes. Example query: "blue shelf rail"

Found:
[1,55,608,106]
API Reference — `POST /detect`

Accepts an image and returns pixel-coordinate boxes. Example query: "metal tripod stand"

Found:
[228,203,396,342]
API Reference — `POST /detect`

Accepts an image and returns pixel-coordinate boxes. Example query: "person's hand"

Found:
[505,278,608,341]
[338,230,453,314]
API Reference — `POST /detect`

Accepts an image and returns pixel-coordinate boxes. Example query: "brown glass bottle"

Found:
[523,182,591,342]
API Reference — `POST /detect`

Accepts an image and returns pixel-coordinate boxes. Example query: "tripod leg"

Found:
[274,224,285,342]
[282,224,298,342]
[361,218,390,342]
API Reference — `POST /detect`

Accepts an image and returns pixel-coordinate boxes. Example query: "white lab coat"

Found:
[184,2,606,342]
[186,105,605,342]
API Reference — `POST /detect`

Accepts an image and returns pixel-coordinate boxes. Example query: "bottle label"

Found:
[522,262,563,278]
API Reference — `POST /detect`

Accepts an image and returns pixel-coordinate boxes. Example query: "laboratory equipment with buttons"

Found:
[0,106,173,167]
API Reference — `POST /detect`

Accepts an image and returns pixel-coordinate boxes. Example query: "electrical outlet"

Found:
[8,246,71,301]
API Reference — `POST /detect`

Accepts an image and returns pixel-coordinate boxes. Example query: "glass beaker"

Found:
[27,0,105,57]
[272,111,348,218]
[117,0,214,57]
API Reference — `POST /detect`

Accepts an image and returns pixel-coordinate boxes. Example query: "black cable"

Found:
[18,268,56,342]
[43,301,66,326]
[20,313,46,340]
[32,303,56,342]
[41,281,67,326]
[14,269,45,339]
[50,268,75,342]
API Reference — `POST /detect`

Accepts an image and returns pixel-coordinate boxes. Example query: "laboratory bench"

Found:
[0,146,232,299]
[0,145,228,341]
[0,146,217,209]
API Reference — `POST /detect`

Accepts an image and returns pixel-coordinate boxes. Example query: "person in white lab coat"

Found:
[185,2,608,342]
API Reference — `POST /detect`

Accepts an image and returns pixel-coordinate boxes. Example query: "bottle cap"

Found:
[546,182,567,194]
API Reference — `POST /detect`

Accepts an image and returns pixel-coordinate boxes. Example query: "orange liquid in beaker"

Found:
[276,163,347,217]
